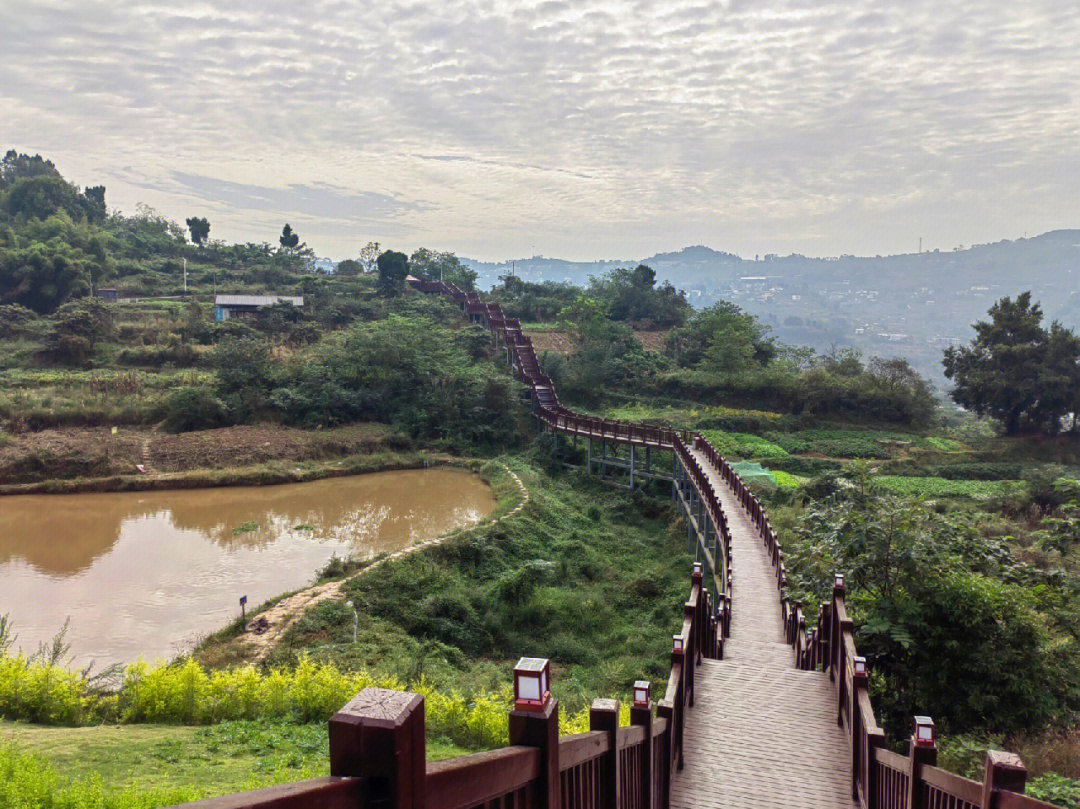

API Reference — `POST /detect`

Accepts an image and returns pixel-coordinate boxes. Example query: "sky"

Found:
[2,0,1078,262]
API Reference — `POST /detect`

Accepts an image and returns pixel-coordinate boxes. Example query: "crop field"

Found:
[873,476,1028,499]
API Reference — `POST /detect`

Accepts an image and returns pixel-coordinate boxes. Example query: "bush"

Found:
[0,302,36,337]
[161,387,229,433]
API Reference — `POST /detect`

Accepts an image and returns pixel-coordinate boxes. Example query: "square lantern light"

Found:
[633,680,651,708]
[853,656,868,677]
[834,573,846,591]
[672,635,685,654]
[513,657,550,712]
[692,562,703,577]
[914,716,935,747]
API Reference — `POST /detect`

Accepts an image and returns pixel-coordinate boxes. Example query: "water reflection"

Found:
[0,468,494,665]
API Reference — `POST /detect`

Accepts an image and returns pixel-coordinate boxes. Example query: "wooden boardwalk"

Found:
[670,447,857,809]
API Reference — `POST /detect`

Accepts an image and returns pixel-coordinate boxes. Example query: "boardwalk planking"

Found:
[669,447,858,809]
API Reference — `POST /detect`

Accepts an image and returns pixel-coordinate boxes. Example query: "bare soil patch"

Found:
[0,423,401,485]
[150,423,399,472]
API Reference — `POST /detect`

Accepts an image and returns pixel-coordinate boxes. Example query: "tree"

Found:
[943,292,1080,434]
[335,258,362,277]
[279,223,300,251]
[186,216,210,246]
[409,248,477,291]
[665,301,775,374]
[44,297,115,364]
[0,243,91,313]
[358,241,380,275]
[0,150,61,189]
[376,250,409,297]
[587,264,690,327]
[80,186,106,222]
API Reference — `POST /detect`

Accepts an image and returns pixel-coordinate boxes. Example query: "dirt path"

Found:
[240,464,530,662]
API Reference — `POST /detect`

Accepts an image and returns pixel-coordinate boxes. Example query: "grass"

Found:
[0,722,472,809]
[265,457,696,711]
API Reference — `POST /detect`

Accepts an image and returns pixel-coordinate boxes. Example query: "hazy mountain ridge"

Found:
[464,230,1080,385]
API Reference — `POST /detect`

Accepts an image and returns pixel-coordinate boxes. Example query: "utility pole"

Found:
[183,258,188,293]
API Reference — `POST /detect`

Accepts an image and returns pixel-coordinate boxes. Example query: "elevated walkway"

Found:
[670,447,857,809]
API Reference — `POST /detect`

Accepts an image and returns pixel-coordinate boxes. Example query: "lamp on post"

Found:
[852,655,868,683]
[344,600,358,644]
[633,680,651,708]
[834,572,846,594]
[914,716,936,747]
[672,635,685,654]
[513,657,550,712]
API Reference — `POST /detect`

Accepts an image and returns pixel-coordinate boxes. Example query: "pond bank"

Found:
[0,422,423,494]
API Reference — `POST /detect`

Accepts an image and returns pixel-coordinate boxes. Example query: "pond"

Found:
[0,467,495,667]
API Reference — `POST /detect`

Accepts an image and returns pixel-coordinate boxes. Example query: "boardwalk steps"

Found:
[173,281,1061,809]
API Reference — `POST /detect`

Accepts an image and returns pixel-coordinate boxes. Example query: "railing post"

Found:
[981,750,1027,808]
[656,698,674,808]
[631,693,653,809]
[590,698,620,809]
[329,687,426,809]
[906,722,937,809]
[683,602,696,705]
[509,673,560,809]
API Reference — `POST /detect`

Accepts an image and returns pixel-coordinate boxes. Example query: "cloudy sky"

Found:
[2,1,1078,261]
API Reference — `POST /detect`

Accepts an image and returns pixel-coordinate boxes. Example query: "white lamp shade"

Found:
[633,680,650,705]
[672,635,684,652]
[518,675,541,702]
[853,657,867,675]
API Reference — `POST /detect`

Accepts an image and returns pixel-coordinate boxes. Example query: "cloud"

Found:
[169,173,422,224]
[0,0,1077,260]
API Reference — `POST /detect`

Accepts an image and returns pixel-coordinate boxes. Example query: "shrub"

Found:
[161,386,229,433]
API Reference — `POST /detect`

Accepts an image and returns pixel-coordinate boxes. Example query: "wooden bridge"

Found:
[178,279,1060,809]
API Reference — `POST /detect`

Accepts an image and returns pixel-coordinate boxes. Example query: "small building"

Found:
[97,288,118,303]
[214,295,304,322]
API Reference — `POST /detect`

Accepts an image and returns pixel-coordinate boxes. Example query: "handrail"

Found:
[427,747,540,809]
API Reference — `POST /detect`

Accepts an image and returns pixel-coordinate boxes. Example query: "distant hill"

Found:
[464,231,1080,386]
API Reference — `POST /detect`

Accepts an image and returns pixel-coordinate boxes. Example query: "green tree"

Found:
[376,250,409,297]
[587,264,690,327]
[943,292,1080,434]
[335,258,362,277]
[665,301,775,374]
[279,223,300,251]
[788,466,1058,735]
[358,241,380,274]
[44,297,115,364]
[185,216,210,246]
[0,243,91,313]
[0,150,62,189]
[408,248,477,291]
[212,336,275,421]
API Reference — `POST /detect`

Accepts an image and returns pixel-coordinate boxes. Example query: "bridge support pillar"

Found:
[629,444,636,489]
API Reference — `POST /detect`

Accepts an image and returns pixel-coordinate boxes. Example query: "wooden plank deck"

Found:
[670,448,858,809]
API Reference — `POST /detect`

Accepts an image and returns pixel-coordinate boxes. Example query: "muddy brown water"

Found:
[0,468,495,666]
